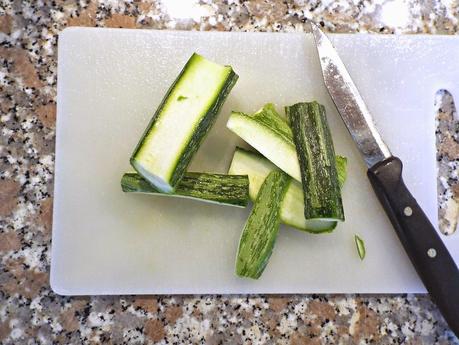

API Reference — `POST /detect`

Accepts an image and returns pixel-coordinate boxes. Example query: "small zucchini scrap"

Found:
[354,234,366,260]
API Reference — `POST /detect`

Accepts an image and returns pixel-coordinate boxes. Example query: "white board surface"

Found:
[51,28,459,295]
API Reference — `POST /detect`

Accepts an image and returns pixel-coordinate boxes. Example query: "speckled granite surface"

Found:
[1,1,459,344]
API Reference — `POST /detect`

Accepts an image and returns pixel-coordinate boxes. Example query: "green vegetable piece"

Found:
[354,234,366,260]
[227,104,301,181]
[228,147,348,233]
[131,53,238,193]
[286,101,344,221]
[336,155,348,188]
[236,170,290,279]
[121,172,249,207]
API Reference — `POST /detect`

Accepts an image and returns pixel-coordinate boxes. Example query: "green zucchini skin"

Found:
[336,154,348,189]
[236,170,290,279]
[227,104,301,181]
[248,103,294,146]
[121,172,249,207]
[228,147,347,233]
[131,53,238,193]
[286,102,344,221]
[169,67,238,187]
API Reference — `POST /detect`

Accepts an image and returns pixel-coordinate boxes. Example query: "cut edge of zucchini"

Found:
[227,105,301,181]
[228,147,347,233]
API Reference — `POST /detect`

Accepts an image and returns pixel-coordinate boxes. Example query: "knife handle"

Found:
[367,156,459,335]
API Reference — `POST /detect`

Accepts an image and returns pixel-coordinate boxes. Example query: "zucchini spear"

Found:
[131,53,238,193]
[121,172,249,207]
[236,170,290,279]
[286,102,344,221]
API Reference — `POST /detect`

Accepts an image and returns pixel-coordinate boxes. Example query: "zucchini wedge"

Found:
[286,102,344,221]
[236,170,290,279]
[131,53,238,193]
[121,172,249,207]
[227,103,301,181]
[354,234,366,260]
[228,148,347,233]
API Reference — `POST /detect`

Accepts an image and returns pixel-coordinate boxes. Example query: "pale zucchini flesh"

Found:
[286,102,344,221]
[227,103,302,182]
[228,148,347,233]
[236,170,290,279]
[131,53,238,193]
[121,172,249,207]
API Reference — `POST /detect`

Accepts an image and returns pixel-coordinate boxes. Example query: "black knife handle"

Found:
[368,156,459,336]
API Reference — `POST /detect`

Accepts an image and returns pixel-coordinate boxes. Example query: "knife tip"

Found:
[309,21,322,37]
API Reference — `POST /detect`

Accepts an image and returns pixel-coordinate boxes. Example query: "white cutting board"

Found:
[51,28,459,295]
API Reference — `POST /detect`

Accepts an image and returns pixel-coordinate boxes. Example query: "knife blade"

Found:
[310,22,459,337]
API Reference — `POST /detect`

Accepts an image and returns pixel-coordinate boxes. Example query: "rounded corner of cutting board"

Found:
[49,271,72,296]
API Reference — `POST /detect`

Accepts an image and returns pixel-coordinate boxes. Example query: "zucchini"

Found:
[354,234,366,260]
[228,148,347,233]
[286,102,344,221]
[336,153,347,189]
[121,172,249,207]
[227,103,301,181]
[236,170,290,279]
[131,53,238,193]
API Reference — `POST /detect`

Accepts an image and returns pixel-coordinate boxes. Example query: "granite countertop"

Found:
[1,1,459,344]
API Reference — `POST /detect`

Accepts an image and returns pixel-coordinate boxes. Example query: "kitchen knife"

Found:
[311,23,459,336]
